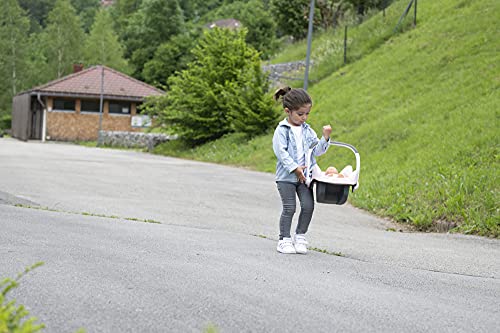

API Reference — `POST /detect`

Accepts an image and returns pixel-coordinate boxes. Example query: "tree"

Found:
[180,0,225,21]
[342,0,386,22]
[70,0,101,32]
[114,0,143,17]
[24,34,50,89]
[109,0,143,36]
[43,0,86,78]
[18,0,56,32]
[83,8,130,73]
[122,0,185,79]
[205,0,278,59]
[151,28,278,145]
[142,30,198,88]
[316,0,355,30]
[0,0,30,109]
[270,0,310,39]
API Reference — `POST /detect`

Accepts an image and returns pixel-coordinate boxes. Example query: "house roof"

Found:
[21,65,164,101]
[100,0,114,7]
[206,19,242,29]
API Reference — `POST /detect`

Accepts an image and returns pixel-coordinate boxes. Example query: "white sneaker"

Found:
[293,234,308,254]
[277,238,296,254]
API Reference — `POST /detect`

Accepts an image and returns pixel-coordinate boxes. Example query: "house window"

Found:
[53,98,75,112]
[109,101,131,115]
[81,99,101,113]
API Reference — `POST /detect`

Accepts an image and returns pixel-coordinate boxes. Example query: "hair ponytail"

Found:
[273,86,292,101]
[273,86,312,111]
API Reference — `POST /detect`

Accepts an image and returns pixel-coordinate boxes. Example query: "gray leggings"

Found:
[276,181,315,239]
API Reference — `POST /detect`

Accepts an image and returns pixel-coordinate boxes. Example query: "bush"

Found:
[149,27,279,146]
[0,262,45,333]
[0,113,11,131]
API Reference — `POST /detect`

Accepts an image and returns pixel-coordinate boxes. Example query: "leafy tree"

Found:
[110,0,143,35]
[142,29,199,88]
[180,0,225,21]
[24,34,50,89]
[339,0,387,23]
[18,0,56,32]
[347,0,385,16]
[270,0,310,39]
[123,0,185,79]
[0,0,30,110]
[205,0,278,59]
[270,0,383,38]
[83,8,130,73]
[43,0,86,78]
[71,0,101,32]
[115,0,143,16]
[316,0,355,29]
[150,28,277,145]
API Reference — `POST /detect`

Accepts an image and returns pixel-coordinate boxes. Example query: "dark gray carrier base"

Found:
[314,182,351,205]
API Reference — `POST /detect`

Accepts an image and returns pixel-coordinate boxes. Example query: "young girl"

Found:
[272,87,332,254]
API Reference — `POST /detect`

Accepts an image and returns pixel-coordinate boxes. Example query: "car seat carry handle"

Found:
[329,141,360,176]
[305,140,360,192]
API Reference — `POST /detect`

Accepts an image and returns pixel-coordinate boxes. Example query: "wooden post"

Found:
[414,0,418,26]
[394,0,415,33]
[344,25,348,65]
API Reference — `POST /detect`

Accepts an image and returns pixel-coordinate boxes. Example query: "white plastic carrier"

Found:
[305,141,360,204]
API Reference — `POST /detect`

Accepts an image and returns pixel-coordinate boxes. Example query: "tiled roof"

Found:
[100,0,114,7]
[23,66,164,100]
[206,19,242,29]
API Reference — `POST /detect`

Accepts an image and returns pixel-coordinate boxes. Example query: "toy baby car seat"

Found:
[305,141,360,204]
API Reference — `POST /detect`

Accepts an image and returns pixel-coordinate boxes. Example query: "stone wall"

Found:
[262,61,311,87]
[98,131,174,150]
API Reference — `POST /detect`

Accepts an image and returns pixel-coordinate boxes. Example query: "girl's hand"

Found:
[294,166,307,183]
[322,125,332,140]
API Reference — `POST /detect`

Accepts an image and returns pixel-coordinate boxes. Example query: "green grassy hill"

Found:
[155,0,499,236]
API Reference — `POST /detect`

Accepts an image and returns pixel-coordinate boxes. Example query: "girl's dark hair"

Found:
[273,86,312,111]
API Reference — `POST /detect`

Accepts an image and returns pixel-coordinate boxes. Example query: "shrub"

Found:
[150,27,279,146]
[0,262,45,333]
[0,113,11,131]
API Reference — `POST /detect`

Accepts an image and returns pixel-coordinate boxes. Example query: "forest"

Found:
[0,0,388,136]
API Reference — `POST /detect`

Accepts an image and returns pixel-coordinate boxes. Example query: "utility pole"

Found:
[303,0,315,91]
[97,65,104,146]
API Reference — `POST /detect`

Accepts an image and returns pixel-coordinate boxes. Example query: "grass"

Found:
[308,0,499,236]
[153,132,278,173]
[154,0,499,237]
[268,0,417,86]
[310,247,344,257]
[14,204,161,224]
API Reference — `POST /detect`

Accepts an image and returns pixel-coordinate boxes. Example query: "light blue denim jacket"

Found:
[272,118,330,183]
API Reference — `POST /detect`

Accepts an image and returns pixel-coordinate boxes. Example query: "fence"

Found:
[270,0,420,88]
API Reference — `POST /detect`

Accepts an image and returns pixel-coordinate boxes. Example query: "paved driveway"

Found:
[0,138,498,332]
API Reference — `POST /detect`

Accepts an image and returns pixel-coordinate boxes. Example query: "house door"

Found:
[30,98,42,140]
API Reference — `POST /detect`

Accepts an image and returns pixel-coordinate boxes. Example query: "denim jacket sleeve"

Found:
[273,126,298,174]
[312,134,330,157]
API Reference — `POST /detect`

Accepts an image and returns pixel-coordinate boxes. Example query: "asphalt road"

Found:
[0,138,499,332]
